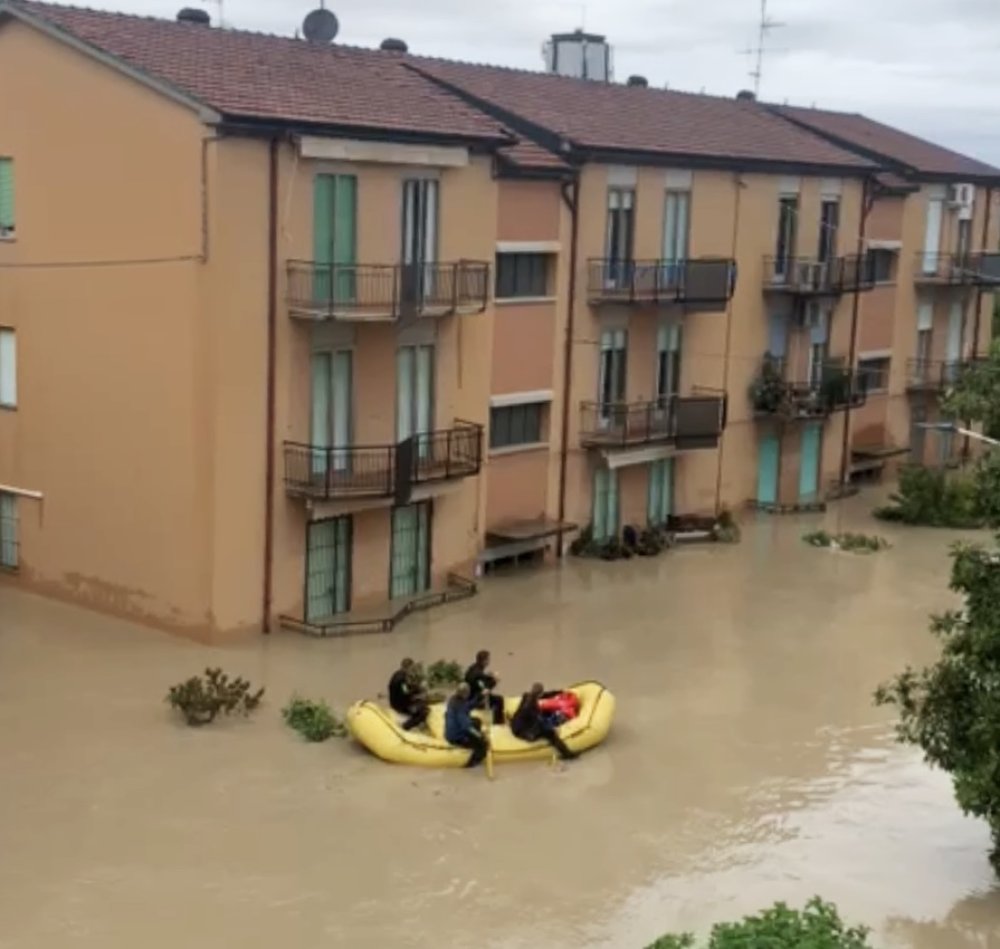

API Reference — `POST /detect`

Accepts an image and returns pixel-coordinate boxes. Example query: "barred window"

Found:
[0,492,18,569]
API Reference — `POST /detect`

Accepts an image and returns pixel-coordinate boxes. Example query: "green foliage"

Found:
[749,357,788,414]
[873,464,985,528]
[803,529,889,553]
[644,898,871,948]
[166,667,264,726]
[876,537,1000,870]
[282,695,346,742]
[943,338,1000,439]
[425,660,463,689]
[713,508,741,544]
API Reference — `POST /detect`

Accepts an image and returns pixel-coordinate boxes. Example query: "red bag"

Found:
[538,691,580,720]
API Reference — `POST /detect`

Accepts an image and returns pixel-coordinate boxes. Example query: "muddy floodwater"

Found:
[3,494,1000,948]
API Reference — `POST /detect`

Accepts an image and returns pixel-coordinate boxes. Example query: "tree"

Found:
[943,338,1000,440]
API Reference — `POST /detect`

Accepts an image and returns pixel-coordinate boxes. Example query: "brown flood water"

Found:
[2,492,1000,948]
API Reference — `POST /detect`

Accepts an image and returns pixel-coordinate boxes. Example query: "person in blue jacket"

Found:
[445,683,488,768]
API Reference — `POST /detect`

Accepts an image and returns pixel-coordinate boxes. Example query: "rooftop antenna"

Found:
[741,0,784,97]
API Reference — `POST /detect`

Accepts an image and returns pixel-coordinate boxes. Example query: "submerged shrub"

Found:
[645,898,871,948]
[803,530,889,553]
[425,660,463,689]
[873,465,984,528]
[282,695,346,742]
[166,667,264,727]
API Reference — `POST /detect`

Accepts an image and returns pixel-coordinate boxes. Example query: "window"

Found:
[605,188,634,287]
[818,199,840,264]
[957,218,972,262]
[0,158,13,237]
[592,468,619,542]
[489,402,546,449]
[0,492,17,569]
[775,196,798,276]
[598,329,627,415]
[647,459,673,527]
[0,328,15,408]
[495,252,552,299]
[662,191,690,264]
[867,249,897,284]
[656,324,681,402]
[858,356,891,393]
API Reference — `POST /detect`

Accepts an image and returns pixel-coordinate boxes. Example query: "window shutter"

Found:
[0,330,15,406]
[0,159,14,231]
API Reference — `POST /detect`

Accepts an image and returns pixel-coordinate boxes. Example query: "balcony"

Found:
[914,252,1000,287]
[906,357,977,392]
[763,255,876,297]
[283,421,483,502]
[579,395,726,450]
[586,258,736,310]
[287,260,490,322]
[750,359,866,419]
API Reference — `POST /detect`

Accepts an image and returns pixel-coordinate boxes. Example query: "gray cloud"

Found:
[43,0,1000,165]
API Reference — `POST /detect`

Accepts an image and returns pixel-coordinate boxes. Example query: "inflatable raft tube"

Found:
[346,681,615,768]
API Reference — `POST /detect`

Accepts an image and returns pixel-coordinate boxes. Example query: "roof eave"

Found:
[0,1,221,125]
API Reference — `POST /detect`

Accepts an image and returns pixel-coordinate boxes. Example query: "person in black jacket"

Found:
[464,650,505,725]
[387,658,429,731]
[510,682,577,760]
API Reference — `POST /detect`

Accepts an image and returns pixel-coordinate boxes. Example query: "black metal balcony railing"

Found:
[906,357,978,391]
[586,258,736,309]
[283,421,483,501]
[763,255,876,296]
[751,358,866,418]
[579,395,726,449]
[287,260,490,321]
[914,252,1000,286]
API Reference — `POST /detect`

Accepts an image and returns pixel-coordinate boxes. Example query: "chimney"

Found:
[627,75,648,88]
[736,89,756,102]
[380,38,409,53]
[176,7,211,25]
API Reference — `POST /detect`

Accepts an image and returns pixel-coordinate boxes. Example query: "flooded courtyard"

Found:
[2,493,1000,948]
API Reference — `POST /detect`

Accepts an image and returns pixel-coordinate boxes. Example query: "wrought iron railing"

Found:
[283,421,483,501]
[906,357,975,391]
[913,252,1000,286]
[579,395,725,448]
[751,359,866,417]
[586,258,736,308]
[763,255,876,295]
[286,260,490,320]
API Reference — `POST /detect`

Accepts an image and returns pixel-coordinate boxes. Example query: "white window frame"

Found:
[0,328,16,408]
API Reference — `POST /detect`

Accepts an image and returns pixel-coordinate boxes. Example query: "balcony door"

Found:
[605,188,634,288]
[402,179,439,305]
[662,191,690,287]
[655,324,681,431]
[757,434,780,505]
[598,329,627,428]
[922,197,944,274]
[799,422,822,502]
[397,344,435,459]
[916,301,933,381]
[806,305,829,386]
[818,199,839,265]
[775,196,798,280]
[946,301,964,380]
[313,174,357,306]
[390,501,431,599]
[311,350,352,477]
[305,516,351,622]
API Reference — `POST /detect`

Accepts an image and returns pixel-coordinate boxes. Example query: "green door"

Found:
[799,423,822,502]
[592,467,620,542]
[313,174,357,306]
[647,459,673,526]
[397,345,434,458]
[305,517,351,622]
[390,502,431,598]
[310,350,351,476]
[757,434,780,505]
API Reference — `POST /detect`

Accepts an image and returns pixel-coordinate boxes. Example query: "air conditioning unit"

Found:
[949,183,975,209]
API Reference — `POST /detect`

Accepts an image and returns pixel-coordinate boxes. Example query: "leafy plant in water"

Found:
[803,529,889,553]
[644,898,871,948]
[425,660,463,689]
[282,695,346,742]
[166,667,264,726]
[873,464,985,528]
[713,508,741,543]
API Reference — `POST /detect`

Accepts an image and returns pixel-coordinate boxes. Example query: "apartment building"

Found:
[1,3,997,638]
[772,106,1000,474]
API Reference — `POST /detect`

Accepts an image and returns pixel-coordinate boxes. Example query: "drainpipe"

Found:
[838,176,873,491]
[262,137,279,633]
[713,171,744,513]
[556,172,580,557]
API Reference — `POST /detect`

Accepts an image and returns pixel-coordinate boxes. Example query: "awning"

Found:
[602,444,678,470]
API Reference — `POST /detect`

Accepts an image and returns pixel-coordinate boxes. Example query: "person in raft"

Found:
[445,683,489,768]
[464,649,505,725]
[387,658,429,731]
[510,683,578,760]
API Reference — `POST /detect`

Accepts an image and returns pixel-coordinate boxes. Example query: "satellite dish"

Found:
[302,7,338,44]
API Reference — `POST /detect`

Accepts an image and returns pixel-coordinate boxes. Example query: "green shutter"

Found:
[0,159,14,232]
[313,175,335,303]
[608,470,620,537]
[592,469,608,541]
[333,175,357,302]
[648,461,664,526]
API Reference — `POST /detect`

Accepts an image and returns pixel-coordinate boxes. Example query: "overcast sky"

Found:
[69,0,1000,165]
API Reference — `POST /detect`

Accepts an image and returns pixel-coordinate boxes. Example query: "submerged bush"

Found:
[645,898,871,948]
[425,660,463,689]
[803,530,889,553]
[282,695,346,742]
[166,667,264,726]
[873,465,984,528]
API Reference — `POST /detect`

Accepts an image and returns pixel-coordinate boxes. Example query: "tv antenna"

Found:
[741,0,785,97]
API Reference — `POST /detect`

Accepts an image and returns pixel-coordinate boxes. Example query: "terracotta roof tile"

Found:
[772,105,1000,180]
[408,59,875,171]
[7,1,509,142]
[497,138,570,172]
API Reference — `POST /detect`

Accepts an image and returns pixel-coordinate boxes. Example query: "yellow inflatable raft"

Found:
[346,681,615,768]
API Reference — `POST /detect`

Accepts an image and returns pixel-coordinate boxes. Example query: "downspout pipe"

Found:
[262,137,279,633]
[838,176,873,490]
[556,172,580,557]
[972,185,994,359]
